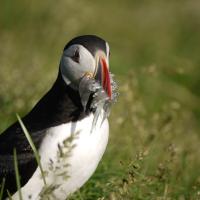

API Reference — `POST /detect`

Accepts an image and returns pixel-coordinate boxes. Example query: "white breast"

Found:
[11,111,109,200]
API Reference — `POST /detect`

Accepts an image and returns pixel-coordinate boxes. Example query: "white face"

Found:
[60,44,109,87]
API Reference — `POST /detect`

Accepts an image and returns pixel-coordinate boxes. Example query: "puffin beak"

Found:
[95,56,112,99]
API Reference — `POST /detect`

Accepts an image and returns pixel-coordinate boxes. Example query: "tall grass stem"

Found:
[0,178,5,200]
[13,149,23,200]
[16,114,47,185]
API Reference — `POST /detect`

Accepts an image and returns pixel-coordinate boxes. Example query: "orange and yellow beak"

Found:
[95,56,112,99]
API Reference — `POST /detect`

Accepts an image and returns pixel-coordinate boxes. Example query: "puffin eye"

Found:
[71,49,80,63]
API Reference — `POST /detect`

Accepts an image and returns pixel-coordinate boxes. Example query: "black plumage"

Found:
[64,35,107,56]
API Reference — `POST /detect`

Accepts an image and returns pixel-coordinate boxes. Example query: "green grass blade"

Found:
[13,149,23,200]
[77,191,84,200]
[16,114,47,185]
[7,190,13,200]
[0,178,5,200]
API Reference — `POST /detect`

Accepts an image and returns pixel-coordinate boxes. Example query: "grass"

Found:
[0,179,5,200]
[13,149,22,200]
[16,114,47,186]
[0,0,200,199]
[68,69,200,199]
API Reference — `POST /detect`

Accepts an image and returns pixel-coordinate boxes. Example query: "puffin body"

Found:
[0,35,116,199]
[12,112,109,200]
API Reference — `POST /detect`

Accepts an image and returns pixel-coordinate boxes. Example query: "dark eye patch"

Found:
[71,49,80,63]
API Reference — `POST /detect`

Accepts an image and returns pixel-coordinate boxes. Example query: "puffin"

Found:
[0,35,117,200]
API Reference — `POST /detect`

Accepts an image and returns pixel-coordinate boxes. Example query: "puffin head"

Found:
[60,35,112,99]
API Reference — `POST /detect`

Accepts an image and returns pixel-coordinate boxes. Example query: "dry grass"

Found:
[69,68,200,199]
[0,0,200,199]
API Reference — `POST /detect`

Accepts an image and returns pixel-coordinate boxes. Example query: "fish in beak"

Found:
[79,52,113,113]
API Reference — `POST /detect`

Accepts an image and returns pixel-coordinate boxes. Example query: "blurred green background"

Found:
[1,0,200,199]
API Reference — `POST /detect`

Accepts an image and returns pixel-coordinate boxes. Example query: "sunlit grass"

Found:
[67,69,200,199]
[0,0,200,199]
[1,60,200,199]
[1,70,200,199]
